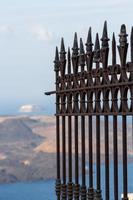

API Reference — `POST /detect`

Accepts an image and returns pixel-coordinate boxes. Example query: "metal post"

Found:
[67,116,73,200]
[88,116,94,200]
[74,116,80,200]
[122,115,128,200]
[104,115,110,200]
[113,115,118,200]
[81,115,86,200]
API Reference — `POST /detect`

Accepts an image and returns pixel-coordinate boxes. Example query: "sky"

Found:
[0,0,133,114]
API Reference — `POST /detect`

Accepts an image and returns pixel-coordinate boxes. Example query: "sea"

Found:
[0,162,132,200]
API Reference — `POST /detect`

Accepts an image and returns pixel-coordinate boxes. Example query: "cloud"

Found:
[19,104,44,113]
[31,25,53,42]
[0,25,14,34]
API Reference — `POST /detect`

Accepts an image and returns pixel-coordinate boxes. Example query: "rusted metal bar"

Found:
[74,116,80,200]
[88,116,94,200]
[67,47,73,200]
[54,47,61,200]
[113,115,118,200]
[80,38,87,200]
[67,115,73,200]
[104,116,110,200]
[95,115,102,200]
[72,33,80,200]
[81,115,86,200]
[101,21,110,200]
[61,116,67,200]
[94,33,102,200]
[122,115,128,200]
[56,116,61,200]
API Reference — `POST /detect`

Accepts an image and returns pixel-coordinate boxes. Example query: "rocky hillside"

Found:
[0,115,132,184]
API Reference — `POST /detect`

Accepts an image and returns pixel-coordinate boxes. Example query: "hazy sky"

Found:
[0,0,133,113]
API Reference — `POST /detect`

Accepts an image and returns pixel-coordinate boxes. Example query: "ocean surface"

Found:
[0,162,132,200]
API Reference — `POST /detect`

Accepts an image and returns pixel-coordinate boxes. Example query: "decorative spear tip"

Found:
[68,47,70,54]
[73,32,78,49]
[86,27,92,44]
[68,47,71,60]
[94,33,100,51]
[131,26,133,38]
[67,47,71,74]
[55,46,59,61]
[112,32,116,42]
[103,21,108,36]
[60,37,65,52]
[80,38,85,54]
[120,24,126,34]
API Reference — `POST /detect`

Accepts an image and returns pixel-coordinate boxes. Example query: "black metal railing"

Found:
[45,21,133,200]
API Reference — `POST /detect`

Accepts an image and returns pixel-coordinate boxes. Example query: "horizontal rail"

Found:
[55,112,133,116]
[45,80,133,96]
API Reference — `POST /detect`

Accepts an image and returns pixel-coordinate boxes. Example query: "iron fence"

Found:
[45,21,133,200]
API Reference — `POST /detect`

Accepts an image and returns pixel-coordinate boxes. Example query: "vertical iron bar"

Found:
[95,115,102,200]
[68,116,72,181]
[56,115,61,200]
[68,115,73,200]
[122,115,128,200]
[89,116,93,187]
[62,116,67,200]
[81,115,86,200]
[57,116,60,179]
[113,115,118,200]
[54,47,61,200]
[81,116,86,185]
[88,115,94,200]
[74,116,80,200]
[105,115,110,200]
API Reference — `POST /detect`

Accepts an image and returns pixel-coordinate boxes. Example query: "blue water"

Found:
[0,163,132,200]
[0,180,55,200]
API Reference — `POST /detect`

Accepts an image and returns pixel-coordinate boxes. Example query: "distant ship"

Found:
[121,193,133,200]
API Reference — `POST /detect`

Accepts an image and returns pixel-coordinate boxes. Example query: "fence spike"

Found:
[55,46,59,61]
[93,33,100,63]
[118,24,128,66]
[60,38,66,76]
[60,37,65,53]
[67,47,71,74]
[112,33,116,65]
[131,27,133,62]
[119,24,128,47]
[101,21,109,48]
[54,47,59,72]
[72,32,79,53]
[80,38,85,54]
[80,38,85,72]
[72,32,79,74]
[86,27,93,52]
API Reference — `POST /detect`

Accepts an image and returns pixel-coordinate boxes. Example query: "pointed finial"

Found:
[79,38,85,71]
[54,46,59,72]
[112,33,116,65]
[112,32,116,43]
[80,38,85,54]
[131,27,133,62]
[60,37,66,61]
[72,32,79,56]
[67,47,71,74]
[60,37,65,53]
[121,24,126,34]
[101,21,109,48]
[55,46,59,61]
[86,27,93,52]
[93,33,100,63]
[119,24,128,47]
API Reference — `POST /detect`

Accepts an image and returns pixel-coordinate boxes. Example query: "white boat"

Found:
[121,193,133,200]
